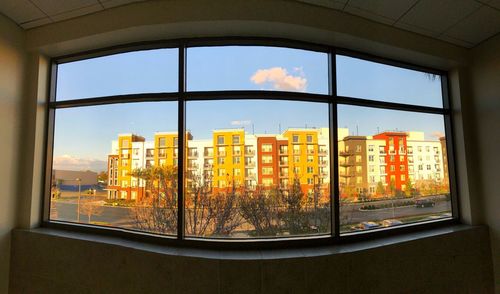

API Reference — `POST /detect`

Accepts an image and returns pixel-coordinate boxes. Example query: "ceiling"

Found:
[297,0,500,48]
[0,0,145,29]
[0,0,499,48]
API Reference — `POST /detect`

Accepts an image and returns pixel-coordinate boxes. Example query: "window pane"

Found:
[187,46,329,94]
[336,55,443,107]
[56,49,178,101]
[50,102,178,236]
[337,105,451,234]
[185,100,331,238]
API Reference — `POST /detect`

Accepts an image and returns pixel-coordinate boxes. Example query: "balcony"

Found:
[188,152,198,158]
[339,151,352,156]
[204,163,213,169]
[318,150,328,155]
[245,161,256,167]
[245,174,256,180]
[279,149,288,155]
[279,173,289,178]
[339,160,354,167]
[217,152,226,157]
[318,160,327,166]
[187,163,199,170]
[388,150,397,155]
[121,154,130,159]
[293,150,301,155]
[233,151,242,156]
[245,150,255,156]
[307,149,315,155]
[204,152,213,157]
[279,160,289,166]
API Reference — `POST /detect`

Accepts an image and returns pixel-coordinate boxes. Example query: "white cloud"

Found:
[231,120,252,126]
[53,155,107,172]
[250,67,307,91]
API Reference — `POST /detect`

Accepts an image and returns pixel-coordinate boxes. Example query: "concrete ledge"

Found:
[9,225,494,293]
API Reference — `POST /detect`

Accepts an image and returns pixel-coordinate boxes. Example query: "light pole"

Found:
[76,178,81,223]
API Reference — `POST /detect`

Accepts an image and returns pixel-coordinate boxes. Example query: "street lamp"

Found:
[76,178,82,223]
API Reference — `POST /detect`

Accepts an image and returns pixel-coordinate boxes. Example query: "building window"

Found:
[46,39,454,244]
[261,144,272,152]
[262,167,273,175]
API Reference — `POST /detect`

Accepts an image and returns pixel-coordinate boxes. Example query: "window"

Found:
[338,106,451,233]
[261,144,272,152]
[47,39,454,245]
[158,137,166,147]
[262,155,272,164]
[262,167,273,175]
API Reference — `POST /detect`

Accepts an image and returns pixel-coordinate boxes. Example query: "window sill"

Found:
[18,224,481,260]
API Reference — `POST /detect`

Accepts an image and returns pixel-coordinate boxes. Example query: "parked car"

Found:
[360,221,380,230]
[415,199,435,208]
[381,219,403,227]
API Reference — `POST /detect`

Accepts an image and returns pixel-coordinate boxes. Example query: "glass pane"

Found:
[50,102,178,236]
[337,105,451,234]
[187,46,329,94]
[56,49,178,101]
[185,100,331,238]
[336,55,443,107]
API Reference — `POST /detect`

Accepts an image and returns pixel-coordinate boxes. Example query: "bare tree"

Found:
[131,166,178,235]
[238,186,282,237]
[80,197,104,224]
[279,178,308,234]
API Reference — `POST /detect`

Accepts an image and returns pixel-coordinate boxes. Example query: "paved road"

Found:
[341,200,451,224]
[52,198,451,229]
[52,201,135,228]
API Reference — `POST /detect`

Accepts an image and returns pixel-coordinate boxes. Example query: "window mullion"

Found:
[330,50,340,240]
[177,45,187,240]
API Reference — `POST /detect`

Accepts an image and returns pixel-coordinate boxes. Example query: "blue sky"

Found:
[53,47,445,172]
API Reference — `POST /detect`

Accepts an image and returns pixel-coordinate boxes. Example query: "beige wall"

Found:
[0,13,25,293]
[8,226,494,293]
[470,34,500,292]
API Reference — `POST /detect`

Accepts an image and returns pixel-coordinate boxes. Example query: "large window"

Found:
[46,40,456,245]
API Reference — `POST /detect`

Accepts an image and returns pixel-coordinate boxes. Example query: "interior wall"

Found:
[0,13,25,293]
[470,33,500,292]
[8,226,494,293]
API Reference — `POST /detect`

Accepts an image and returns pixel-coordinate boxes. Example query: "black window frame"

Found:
[42,37,459,250]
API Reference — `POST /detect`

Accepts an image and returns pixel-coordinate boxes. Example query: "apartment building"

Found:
[106,128,331,201]
[338,131,447,198]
